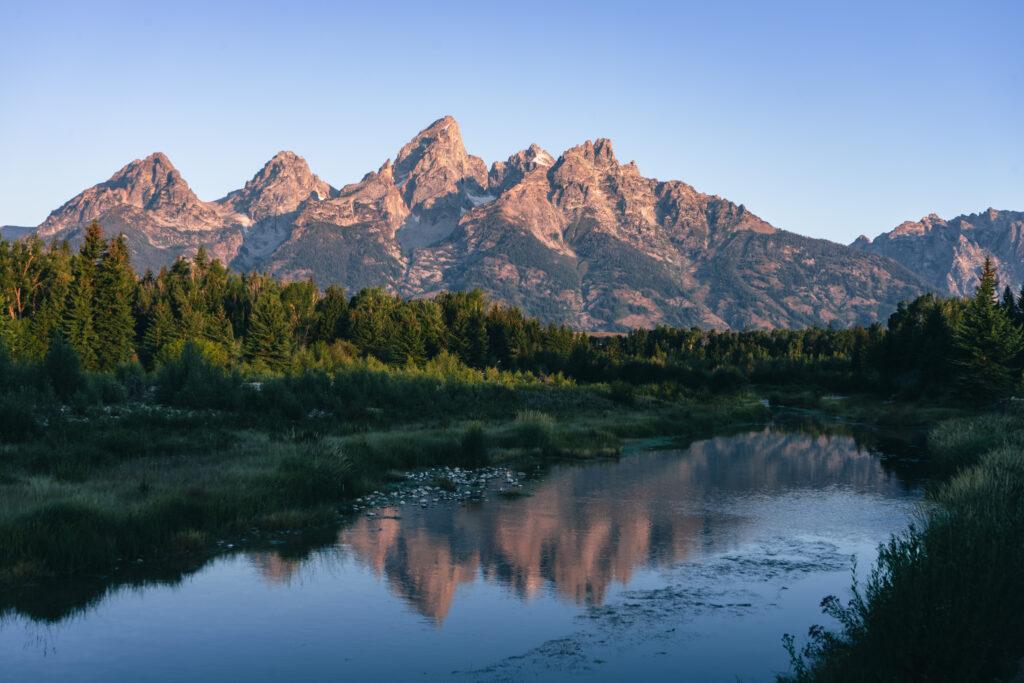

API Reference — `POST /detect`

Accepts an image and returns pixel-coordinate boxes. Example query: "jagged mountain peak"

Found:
[856,208,1024,298]
[391,116,487,212]
[37,151,217,237]
[374,158,395,182]
[887,213,947,239]
[131,151,173,169]
[558,138,619,169]
[109,151,174,173]
[523,143,555,165]
[109,152,189,196]
[255,150,314,179]
[423,114,458,133]
[488,144,556,193]
[268,149,300,162]
[393,115,466,181]
[220,151,335,221]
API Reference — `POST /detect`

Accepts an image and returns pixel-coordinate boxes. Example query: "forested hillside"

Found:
[2,221,1022,402]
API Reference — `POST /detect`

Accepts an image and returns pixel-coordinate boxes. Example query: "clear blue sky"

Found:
[1,0,1021,242]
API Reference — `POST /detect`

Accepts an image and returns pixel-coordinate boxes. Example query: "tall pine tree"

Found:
[94,235,137,370]
[26,242,73,360]
[244,289,293,372]
[954,257,1024,396]
[387,306,426,365]
[312,285,348,343]
[1002,285,1017,318]
[143,298,180,363]
[62,221,104,369]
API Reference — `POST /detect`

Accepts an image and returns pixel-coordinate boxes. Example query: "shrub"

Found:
[115,362,148,400]
[0,392,42,443]
[88,373,127,404]
[709,366,747,394]
[43,335,84,400]
[608,381,636,406]
[155,341,241,410]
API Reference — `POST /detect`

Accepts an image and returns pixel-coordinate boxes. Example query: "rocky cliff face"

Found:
[404,131,924,329]
[35,152,250,270]
[28,116,934,329]
[220,151,336,222]
[39,152,236,236]
[853,209,1024,297]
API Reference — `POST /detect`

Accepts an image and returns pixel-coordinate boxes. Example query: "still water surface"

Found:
[1,426,924,681]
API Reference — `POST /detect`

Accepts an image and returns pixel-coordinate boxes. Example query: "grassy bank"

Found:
[782,407,1024,682]
[0,359,767,585]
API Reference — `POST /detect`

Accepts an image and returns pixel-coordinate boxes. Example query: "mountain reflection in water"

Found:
[248,428,915,624]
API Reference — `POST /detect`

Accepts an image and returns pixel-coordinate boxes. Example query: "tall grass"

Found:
[927,411,1024,472]
[0,342,767,585]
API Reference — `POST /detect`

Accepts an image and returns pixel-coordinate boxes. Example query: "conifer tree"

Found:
[387,306,426,365]
[281,280,318,346]
[44,332,84,399]
[79,220,105,266]
[347,288,394,360]
[312,285,348,343]
[413,299,447,358]
[465,311,489,368]
[954,257,1024,396]
[143,298,179,362]
[1002,285,1017,318]
[94,235,137,369]
[244,290,293,372]
[62,223,104,369]
[23,242,73,360]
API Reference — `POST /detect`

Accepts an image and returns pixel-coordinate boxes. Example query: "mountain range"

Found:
[852,209,1024,298]
[20,116,1020,330]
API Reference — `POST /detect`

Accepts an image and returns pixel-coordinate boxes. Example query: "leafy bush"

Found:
[115,362,148,400]
[88,373,127,404]
[155,341,242,410]
[607,381,636,406]
[0,392,42,443]
[43,335,84,400]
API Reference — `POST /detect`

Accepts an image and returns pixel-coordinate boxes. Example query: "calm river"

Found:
[1,425,924,681]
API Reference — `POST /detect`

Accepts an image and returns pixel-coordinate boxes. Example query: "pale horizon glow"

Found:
[1,0,1021,243]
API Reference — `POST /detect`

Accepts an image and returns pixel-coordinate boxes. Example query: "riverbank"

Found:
[781,406,1024,682]
[0,381,767,586]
